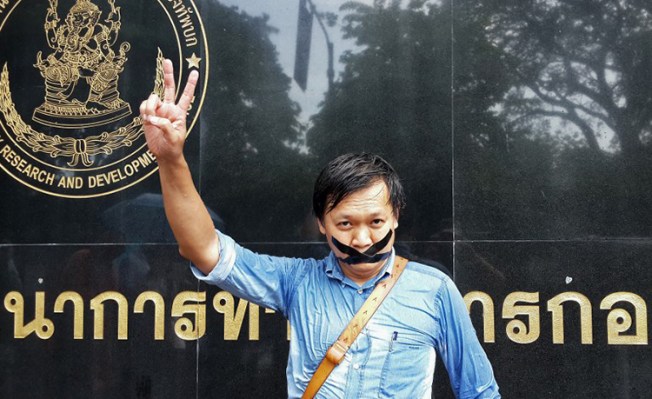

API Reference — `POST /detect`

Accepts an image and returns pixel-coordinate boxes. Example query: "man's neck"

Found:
[338,257,391,286]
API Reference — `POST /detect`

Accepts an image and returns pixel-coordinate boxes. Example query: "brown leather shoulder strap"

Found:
[301,256,409,399]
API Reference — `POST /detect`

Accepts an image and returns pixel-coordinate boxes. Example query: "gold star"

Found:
[186,53,202,69]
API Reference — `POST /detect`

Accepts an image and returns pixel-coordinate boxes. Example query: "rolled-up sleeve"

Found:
[190,230,238,284]
[190,230,312,316]
[436,277,501,398]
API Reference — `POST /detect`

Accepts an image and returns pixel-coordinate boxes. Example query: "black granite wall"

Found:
[1,0,651,398]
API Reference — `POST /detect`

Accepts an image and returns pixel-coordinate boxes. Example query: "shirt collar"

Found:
[325,249,395,289]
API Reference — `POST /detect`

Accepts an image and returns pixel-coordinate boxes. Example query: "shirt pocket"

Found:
[378,332,432,398]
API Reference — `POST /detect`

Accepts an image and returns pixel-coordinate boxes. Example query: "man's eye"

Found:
[338,221,351,227]
[372,219,384,225]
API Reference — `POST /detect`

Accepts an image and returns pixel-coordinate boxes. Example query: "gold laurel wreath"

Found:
[0,52,165,167]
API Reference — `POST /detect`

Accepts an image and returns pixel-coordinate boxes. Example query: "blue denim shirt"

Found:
[192,231,500,399]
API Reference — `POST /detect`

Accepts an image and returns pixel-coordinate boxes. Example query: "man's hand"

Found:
[137,60,218,272]
[140,59,198,163]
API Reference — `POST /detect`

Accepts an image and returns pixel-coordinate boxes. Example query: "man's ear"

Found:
[317,218,326,235]
[393,211,399,230]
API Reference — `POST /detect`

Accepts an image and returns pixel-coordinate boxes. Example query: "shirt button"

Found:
[353,364,360,370]
[357,289,363,294]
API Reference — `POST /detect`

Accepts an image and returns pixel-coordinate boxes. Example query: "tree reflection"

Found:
[459,0,652,237]
[476,0,652,158]
[308,0,457,240]
[199,0,652,241]
[200,3,313,241]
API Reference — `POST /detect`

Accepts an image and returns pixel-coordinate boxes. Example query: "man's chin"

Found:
[336,252,392,266]
[339,258,386,270]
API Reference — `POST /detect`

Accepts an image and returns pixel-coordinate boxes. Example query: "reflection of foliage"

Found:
[457,0,652,238]
[308,0,516,240]
[309,0,459,240]
[197,0,652,242]
[317,11,338,28]
[200,4,312,241]
[553,147,652,237]
[475,0,652,158]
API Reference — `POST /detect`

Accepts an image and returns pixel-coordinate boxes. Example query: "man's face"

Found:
[318,180,398,284]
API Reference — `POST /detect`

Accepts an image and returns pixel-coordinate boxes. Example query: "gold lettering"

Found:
[179,13,193,29]
[168,1,197,47]
[87,175,99,188]
[16,158,27,171]
[5,148,20,164]
[0,145,56,184]
[57,175,83,188]
[129,159,141,172]
[5,148,16,165]
[29,166,40,181]
[134,291,165,340]
[503,291,540,344]
[4,291,54,339]
[90,291,129,340]
[171,291,206,340]
[53,291,85,339]
[44,172,55,185]
[124,163,135,176]
[600,292,648,345]
[137,151,155,167]
[185,33,198,46]
[464,291,495,343]
[25,163,35,177]
[114,169,125,181]
[248,302,260,340]
[88,166,130,188]
[547,292,593,344]
[8,289,648,346]
[213,291,248,340]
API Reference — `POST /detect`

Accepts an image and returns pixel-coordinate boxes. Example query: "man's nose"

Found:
[351,228,373,249]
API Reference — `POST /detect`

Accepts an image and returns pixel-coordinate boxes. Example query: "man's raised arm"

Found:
[139,59,219,274]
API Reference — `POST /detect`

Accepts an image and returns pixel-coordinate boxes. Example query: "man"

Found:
[140,60,500,398]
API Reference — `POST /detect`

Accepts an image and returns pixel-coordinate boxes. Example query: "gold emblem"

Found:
[0,0,208,197]
[33,0,131,129]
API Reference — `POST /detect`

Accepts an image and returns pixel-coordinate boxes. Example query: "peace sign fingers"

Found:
[162,59,177,104]
[160,58,197,117]
[140,59,199,162]
[177,69,199,113]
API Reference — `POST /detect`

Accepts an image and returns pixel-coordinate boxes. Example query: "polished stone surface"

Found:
[0,244,198,399]
[1,0,651,398]
[196,1,452,243]
[453,0,652,241]
[0,1,203,244]
[455,241,652,399]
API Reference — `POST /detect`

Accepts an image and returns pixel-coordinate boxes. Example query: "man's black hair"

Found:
[312,153,406,220]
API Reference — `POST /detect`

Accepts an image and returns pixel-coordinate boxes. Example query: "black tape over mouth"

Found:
[331,230,393,265]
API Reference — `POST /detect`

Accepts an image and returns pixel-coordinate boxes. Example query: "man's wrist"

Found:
[157,154,189,174]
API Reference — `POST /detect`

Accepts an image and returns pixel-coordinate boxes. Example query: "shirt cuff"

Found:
[189,230,237,284]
